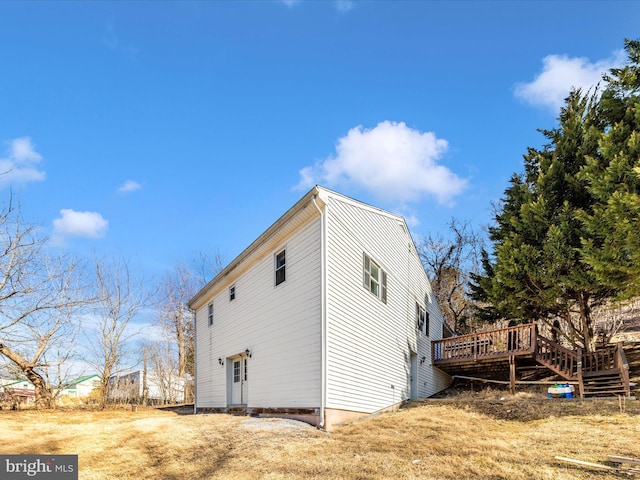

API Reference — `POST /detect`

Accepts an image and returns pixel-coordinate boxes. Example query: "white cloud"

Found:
[118,179,142,194]
[102,21,138,57]
[296,121,467,204]
[335,1,355,12]
[282,0,353,11]
[53,209,108,240]
[514,50,626,112]
[0,137,46,187]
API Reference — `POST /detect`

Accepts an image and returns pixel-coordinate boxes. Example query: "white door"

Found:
[231,356,248,405]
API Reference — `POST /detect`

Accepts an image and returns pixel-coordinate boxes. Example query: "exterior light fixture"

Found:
[218,358,224,366]
[419,356,426,365]
[245,349,252,358]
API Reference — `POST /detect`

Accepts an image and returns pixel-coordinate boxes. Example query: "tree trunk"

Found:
[177,327,186,379]
[579,292,593,353]
[0,343,55,408]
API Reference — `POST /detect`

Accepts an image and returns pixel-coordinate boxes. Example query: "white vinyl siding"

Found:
[325,196,449,414]
[194,214,322,410]
[193,186,451,422]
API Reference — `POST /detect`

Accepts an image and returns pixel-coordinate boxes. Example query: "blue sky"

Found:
[2,0,638,280]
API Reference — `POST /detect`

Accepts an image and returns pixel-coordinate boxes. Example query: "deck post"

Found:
[509,356,516,395]
[531,323,538,354]
[577,348,584,399]
[617,342,631,397]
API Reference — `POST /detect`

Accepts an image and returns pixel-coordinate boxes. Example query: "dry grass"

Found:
[1,399,639,480]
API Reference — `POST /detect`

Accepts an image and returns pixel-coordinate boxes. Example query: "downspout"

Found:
[312,193,327,428]
[192,305,197,414]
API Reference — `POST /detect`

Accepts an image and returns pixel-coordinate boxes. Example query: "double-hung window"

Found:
[363,253,387,303]
[207,303,213,326]
[416,303,426,333]
[275,249,286,286]
[229,285,236,301]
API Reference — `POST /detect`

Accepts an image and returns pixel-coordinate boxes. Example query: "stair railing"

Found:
[616,342,631,397]
[535,335,579,379]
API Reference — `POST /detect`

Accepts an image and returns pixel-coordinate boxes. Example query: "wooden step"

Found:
[582,368,620,378]
[581,366,628,397]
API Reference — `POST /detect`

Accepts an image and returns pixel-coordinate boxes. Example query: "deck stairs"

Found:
[581,369,629,397]
[432,323,631,398]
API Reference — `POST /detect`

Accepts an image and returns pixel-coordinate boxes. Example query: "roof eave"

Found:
[187,185,324,310]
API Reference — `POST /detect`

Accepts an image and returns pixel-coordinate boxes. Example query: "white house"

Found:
[189,186,452,429]
[58,374,101,400]
[108,370,186,404]
[0,379,36,407]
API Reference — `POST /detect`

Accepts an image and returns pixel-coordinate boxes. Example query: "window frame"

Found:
[207,303,213,326]
[229,285,236,301]
[363,253,387,304]
[275,249,286,286]
[416,303,426,334]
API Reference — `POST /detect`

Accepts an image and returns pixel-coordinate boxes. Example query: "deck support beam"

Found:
[509,356,516,395]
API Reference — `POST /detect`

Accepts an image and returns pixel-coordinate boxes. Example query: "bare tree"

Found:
[156,265,200,379]
[145,340,181,404]
[417,219,484,334]
[195,249,225,287]
[90,257,152,409]
[0,196,89,408]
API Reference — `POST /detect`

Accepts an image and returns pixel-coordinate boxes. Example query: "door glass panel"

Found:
[233,361,240,383]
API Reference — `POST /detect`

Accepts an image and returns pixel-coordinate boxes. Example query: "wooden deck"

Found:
[432,323,631,397]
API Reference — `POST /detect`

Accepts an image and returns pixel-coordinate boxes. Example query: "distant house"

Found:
[189,186,452,429]
[108,370,186,404]
[58,374,101,400]
[0,379,36,407]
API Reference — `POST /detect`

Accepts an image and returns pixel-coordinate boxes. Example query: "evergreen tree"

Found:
[472,90,609,350]
[580,39,640,300]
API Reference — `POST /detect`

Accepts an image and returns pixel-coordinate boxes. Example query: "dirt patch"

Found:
[239,417,319,433]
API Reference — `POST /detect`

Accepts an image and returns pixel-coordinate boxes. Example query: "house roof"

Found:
[66,374,100,386]
[188,185,408,310]
[1,379,34,388]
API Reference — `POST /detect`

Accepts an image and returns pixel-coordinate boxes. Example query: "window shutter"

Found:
[363,253,370,289]
[381,271,387,304]
[425,311,430,336]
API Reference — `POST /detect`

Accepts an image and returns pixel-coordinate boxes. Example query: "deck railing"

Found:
[582,345,617,373]
[432,324,631,398]
[432,323,537,364]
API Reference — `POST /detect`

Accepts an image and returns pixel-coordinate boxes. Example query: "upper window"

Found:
[229,285,236,301]
[275,249,286,286]
[416,303,426,334]
[415,302,430,336]
[207,303,213,326]
[363,253,387,303]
